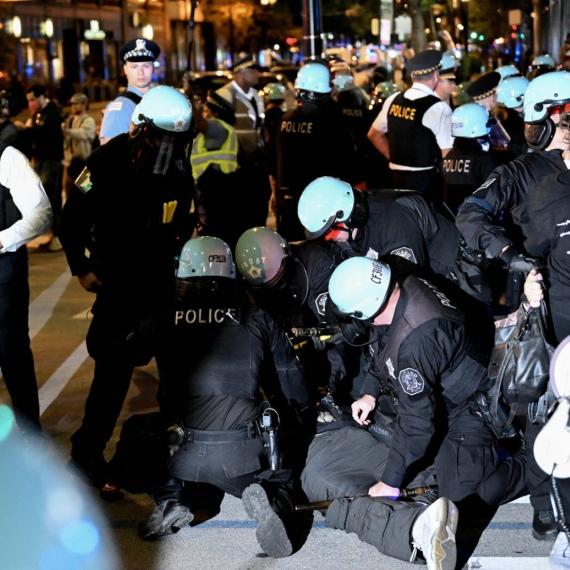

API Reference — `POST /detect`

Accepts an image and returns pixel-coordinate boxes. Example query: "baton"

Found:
[294,484,439,512]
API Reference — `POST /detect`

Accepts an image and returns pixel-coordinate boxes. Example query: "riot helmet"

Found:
[295,62,332,102]
[523,71,570,150]
[496,65,520,80]
[497,76,529,109]
[451,103,491,138]
[451,82,474,107]
[235,227,290,288]
[298,176,369,239]
[130,85,193,175]
[368,82,399,113]
[334,74,355,92]
[177,236,236,280]
[532,55,556,68]
[328,257,392,321]
[263,83,286,102]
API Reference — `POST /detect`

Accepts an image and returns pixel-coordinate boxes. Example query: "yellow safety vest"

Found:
[191,118,238,180]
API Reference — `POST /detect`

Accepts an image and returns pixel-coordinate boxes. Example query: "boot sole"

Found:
[139,506,194,541]
[427,498,458,570]
[242,484,293,558]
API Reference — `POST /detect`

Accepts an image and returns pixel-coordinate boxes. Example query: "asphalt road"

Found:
[0,241,556,570]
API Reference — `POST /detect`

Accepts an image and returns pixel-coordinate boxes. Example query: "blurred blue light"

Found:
[59,519,100,556]
[0,405,14,442]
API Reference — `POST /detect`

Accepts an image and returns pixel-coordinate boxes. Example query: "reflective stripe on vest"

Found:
[191,118,239,180]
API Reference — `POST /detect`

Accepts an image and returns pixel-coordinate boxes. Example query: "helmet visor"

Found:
[130,119,190,175]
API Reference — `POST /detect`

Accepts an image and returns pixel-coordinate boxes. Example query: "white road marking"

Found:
[511,495,530,504]
[29,269,72,339]
[39,341,89,415]
[466,557,549,569]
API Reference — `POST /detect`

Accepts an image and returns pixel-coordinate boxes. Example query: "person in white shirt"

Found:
[367,49,453,202]
[0,142,52,437]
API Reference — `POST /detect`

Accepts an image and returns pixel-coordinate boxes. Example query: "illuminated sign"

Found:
[85,20,106,40]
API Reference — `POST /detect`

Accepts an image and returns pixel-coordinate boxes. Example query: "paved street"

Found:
[0,241,556,570]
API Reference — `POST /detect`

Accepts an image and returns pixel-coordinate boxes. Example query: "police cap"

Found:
[439,54,457,81]
[205,90,236,125]
[407,50,442,76]
[466,72,501,101]
[119,38,160,63]
[230,54,261,73]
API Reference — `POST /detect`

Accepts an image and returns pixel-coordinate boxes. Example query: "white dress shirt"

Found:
[0,146,53,252]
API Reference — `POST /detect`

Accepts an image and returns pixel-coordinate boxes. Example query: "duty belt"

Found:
[185,423,256,443]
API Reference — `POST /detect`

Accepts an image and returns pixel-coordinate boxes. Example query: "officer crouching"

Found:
[139,237,313,557]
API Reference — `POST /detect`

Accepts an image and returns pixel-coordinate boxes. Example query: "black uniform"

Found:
[155,289,310,502]
[362,276,526,503]
[262,106,284,178]
[525,168,570,342]
[60,133,195,458]
[456,148,568,259]
[441,138,497,214]
[501,107,529,159]
[276,99,359,242]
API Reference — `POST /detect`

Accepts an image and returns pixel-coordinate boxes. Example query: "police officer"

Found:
[435,54,457,106]
[217,54,270,229]
[139,236,311,559]
[442,103,498,214]
[297,177,491,304]
[60,86,196,486]
[235,227,343,396]
[0,140,52,436]
[99,38,160,145]
[368,49,453,200]
[261,82,286,184]
[190,90,240,248]
[527,55,556,81]
[467,72,515,164]
[332,257,527,506]
[456,71,570,540]
[275,62,360,242]
[496,75,530,158]
[496,65,521,80]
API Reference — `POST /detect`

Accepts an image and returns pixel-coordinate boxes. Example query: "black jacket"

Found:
[456,148,567,259]
[525,168,570,320]
[29,101,64,161]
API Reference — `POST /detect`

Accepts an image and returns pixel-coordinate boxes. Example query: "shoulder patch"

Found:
[315,292,328,316]
[474,176,496,193]
[398,367,425,396]
[75,167,93,194]
[107,101,123,112]
[390,247,417,264]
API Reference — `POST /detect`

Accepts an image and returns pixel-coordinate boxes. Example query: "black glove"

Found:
[311,332,343,351]
[499,247,540,273]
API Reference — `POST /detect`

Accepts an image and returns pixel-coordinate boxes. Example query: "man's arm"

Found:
[367,127,390,160]
[0,147,52,252]
[66,116,96,142]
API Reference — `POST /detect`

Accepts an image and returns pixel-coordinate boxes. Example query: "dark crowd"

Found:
[3,34,570,570]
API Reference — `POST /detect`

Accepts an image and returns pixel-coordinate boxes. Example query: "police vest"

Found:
[378,276,488,405]
[190,118,238,180]
[0,142,22,232]
[171,300,259,401]
[387,92,441,168]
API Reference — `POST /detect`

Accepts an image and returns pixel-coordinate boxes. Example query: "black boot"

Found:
[532,510,559,541]
[68,447,108,488]
[138,499,194,541]
[242,484,293,558]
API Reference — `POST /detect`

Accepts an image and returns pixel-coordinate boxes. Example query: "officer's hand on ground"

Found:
[368,481,400,500]
[524,269,545,308]
[78,272,102,293]
[351,395,376,426]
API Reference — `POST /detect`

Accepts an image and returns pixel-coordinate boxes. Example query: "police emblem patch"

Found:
[365,247,379,260]
[75,167,93,194]
[398,368,425,396]
[107,101,123,112]
[315,292,328,316]
[390,247,417,263]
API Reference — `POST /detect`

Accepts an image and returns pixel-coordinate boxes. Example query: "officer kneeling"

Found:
[139,237,312,558]
[330,257,527,506]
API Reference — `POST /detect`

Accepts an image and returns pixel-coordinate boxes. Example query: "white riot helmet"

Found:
[329,257,393,320]
[451,103,491,138]
[295,62,332,99]
[177,236,236,279]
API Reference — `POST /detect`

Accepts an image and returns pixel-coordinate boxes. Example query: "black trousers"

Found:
[0,247,40,433]
[301,427,435,562]
[71,294,139,453]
